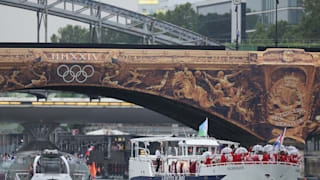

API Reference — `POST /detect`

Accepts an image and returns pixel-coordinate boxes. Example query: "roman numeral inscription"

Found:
[50,53,98,61]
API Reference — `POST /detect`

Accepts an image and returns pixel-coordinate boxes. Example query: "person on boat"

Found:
[262,152,270,161]
[279,151,288,162]
[155,148,161,172]
[251,152,260,161]
[289,154,298,163]
[271,153,278,162]
[221,153,228,163]
[189,161,196,174]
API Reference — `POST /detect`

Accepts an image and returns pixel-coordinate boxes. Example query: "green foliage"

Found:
[153,3,198,32]
[248,21,301,43]
[246,0,320,46]
[299,0,320,40]
[51,25,90,43]
[50,0,320,47]
[51,25,142,44]
[153,3,230,42]
[100,29,142,44]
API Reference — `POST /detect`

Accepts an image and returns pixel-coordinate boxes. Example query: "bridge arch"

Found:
[1,45,320,144]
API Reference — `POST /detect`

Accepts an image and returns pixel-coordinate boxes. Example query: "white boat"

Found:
[30,149,72,180]
[4,149,90,180]
[129,136,301,180]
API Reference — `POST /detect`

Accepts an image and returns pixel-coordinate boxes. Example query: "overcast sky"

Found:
[0,0,139,42]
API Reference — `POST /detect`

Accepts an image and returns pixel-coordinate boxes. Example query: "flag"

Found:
[198,118,208,137]
[273,128,286,151]
[86,145,94,156]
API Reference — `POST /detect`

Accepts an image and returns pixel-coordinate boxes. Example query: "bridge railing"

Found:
[0,0,220,46]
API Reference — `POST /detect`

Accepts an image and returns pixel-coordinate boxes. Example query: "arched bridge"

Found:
[0,44,319,144]
[0,0,219,45]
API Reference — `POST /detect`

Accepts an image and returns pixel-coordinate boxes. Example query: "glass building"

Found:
[305,134,320,178]
[193,0,304,41]
[138,0,205,15]
[246,0,303,31]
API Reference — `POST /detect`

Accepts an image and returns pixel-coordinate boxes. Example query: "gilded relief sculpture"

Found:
[0,47,319,144]
[147,71,169,91]
[122,69,146,87]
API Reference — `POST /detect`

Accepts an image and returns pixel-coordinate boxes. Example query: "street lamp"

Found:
[233,0,241,50]
[275,0,279,47]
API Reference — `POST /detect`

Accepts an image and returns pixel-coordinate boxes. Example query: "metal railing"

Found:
[0,0,220,46]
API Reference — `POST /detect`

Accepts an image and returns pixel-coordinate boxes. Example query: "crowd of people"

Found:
[1,152,14,161]
[204,144,302,165]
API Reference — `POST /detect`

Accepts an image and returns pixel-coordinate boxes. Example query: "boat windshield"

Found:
[36,157,68,174]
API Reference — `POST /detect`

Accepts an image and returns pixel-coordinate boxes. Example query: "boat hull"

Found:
[130,175,226,180]
[129,159,301,180]
[200,163,301,180]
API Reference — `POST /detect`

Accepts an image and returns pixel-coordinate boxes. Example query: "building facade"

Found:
[194,0,303,41]
[246,0,303,31]
[305,134,320,178]
[138,0,204,14]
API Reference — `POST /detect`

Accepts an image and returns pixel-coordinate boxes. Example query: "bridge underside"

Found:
[1,45,320,145]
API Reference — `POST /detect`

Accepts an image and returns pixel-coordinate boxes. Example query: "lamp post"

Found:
[233,0,241,50]
[275,0,279,47]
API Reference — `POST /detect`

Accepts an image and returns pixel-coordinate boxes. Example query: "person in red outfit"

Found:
[262,152,270,161]
[221,154,227,163]
[231,152,237,162]
[279,152,287,162]
[205,157,212,164]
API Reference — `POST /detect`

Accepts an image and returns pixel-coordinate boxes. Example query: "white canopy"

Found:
[184,139,219,147]
[221,147,233,154]
[86,128,129,135]
[252,145,264,152]
[263,144,273,152]
[235,147,248,154]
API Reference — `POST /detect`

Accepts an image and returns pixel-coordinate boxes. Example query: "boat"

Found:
[129,136,302,180]
[3,149,90,180]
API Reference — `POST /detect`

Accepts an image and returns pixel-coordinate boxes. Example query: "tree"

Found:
[51,25,90,43]
[299,0,320,40]
[153,3,231,42]
[247,21,301,44]
[153,3,199,32]
[51,25,142,44]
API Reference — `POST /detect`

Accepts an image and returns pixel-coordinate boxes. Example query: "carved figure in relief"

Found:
[4,71,24,89]
[0,75,5,86]
[25,72,48,88]
[101,71,120,86]
[206,71,242,94]
[122,69,146,87]
[235,89,255,122]
[172,68,214,108]
[147,71,169,91]
[172,67,196,99]
[203,71,254,120]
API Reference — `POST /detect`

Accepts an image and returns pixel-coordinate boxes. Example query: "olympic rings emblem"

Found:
[57,64,94,83]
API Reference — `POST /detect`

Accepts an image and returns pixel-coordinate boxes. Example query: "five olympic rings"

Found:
[57,64,95,83]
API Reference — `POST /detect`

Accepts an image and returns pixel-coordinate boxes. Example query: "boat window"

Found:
[188,147,193,155]
[36,157,67,174]
[196,147,208,155]
[178,146,185,156]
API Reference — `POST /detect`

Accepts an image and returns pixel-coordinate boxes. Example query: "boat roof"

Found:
[131,136,238,147]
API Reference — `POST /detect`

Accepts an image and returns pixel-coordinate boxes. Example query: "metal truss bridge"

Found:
[0,0,220,45]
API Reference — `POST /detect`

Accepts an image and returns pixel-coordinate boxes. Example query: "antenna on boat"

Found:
[183,128,187,137]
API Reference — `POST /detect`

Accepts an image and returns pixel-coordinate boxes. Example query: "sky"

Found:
[0,0,139,42]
